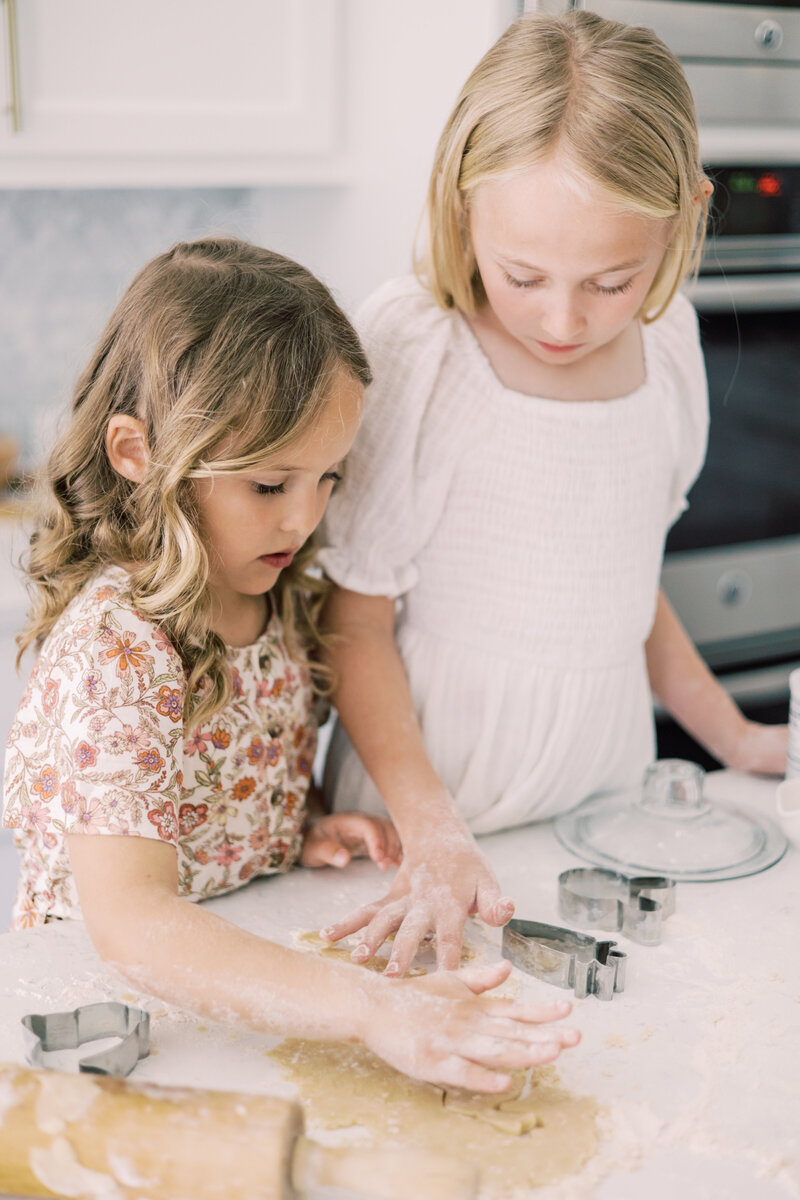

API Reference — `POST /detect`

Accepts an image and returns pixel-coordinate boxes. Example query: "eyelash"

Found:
[503,271,634,296]
[252,470,342,497]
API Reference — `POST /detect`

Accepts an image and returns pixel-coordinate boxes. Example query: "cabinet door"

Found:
[0,0,341,185]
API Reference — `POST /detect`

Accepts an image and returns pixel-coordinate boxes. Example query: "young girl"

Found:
[2,238,578,1092]
[319,12,789,975]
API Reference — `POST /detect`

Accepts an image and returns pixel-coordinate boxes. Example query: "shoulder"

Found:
[356,275,457,360]
[647,290,702,360]
[38,567,186,697]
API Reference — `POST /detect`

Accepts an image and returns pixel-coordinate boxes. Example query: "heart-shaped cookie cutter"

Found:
[21,1000,150,1077]
[558,867,676,946]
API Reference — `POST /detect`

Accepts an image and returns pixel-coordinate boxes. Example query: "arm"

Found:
[323,586,514,973]
[646,589,787,774]
[67,833,576,1091]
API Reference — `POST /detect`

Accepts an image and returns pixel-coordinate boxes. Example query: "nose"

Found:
[539,291,585,344]
[277,483,322,545]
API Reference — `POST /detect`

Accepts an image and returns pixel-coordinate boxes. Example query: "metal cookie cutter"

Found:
[502,919,626,1001]
[22,1001,150,1078]
[558,867,676,946]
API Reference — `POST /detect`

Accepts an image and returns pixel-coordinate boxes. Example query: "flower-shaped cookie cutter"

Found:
[558,867,676,946]
[21,1000,150,1077]
[502,919,626,1001]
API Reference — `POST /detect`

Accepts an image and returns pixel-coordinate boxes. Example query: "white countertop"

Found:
[1,770,798,1200]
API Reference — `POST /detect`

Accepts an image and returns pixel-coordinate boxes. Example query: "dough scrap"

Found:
[268,1039,599,1196]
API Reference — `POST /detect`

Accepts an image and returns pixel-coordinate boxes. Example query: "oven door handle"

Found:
[689,273,800,312]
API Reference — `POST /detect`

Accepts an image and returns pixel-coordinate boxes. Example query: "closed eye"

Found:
[252,482,285,496]
[323,470,343,487]
[593,279,634,296]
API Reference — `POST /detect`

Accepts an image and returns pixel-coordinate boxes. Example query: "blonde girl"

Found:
[319,13,788,975]
[2,238,578,1092]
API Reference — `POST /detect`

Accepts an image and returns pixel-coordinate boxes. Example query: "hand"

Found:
[363,959,580,1092]
[321,815,515,975]
[300,812,403,871]
[722,720,788,776]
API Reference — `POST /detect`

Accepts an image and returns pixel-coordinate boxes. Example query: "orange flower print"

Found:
[265,740,281,766]
[102,631,152,675]
[285,792,298,817]
[32,765,59,800]
[77,669,105,703]
[147,802,178,842]
[231,667,244,698]
[93,585,117,602]
[270,677,284,698]
[15,896,39,930]
[74,740,98,770]
[249,827,271,851]
[136,747,165,774]
[194,849,210,865]
[214,842,242,867]
[178,802,208,837]
[42,679,60,716]
[210,727,231,750]
[155,685,183,724]
[232,776,256,802]
[246,737,265,765]
[72,797,109,833]
[293,725,307,748]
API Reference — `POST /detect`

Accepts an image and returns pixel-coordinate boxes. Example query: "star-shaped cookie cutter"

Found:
[21,1000,150,1078]
[558,867,676,946]
[502,919,626,1001]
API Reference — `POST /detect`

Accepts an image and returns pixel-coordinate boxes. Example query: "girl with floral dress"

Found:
[2,237,577,1092]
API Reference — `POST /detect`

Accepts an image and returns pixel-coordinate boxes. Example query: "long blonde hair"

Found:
[20,238,371,729]
[422,10,710,322]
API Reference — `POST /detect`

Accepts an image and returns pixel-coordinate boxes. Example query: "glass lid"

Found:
[554,760,788,882]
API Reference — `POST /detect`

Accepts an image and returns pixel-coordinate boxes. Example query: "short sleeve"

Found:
[318,277,478,598]
[648,291,710,527]
[3,582,186,846]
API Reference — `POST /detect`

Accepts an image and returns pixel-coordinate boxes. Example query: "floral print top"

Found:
[2,566,317,930]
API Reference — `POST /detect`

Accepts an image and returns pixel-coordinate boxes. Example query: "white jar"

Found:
[787,668,800,779]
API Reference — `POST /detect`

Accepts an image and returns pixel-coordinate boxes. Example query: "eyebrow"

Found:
[502,255,646,275]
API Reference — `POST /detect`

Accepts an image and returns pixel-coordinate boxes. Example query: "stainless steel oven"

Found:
[659,161,800,764]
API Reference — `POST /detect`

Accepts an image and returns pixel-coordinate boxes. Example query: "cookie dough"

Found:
[268,1039,599,1195]
[295,929,474,975]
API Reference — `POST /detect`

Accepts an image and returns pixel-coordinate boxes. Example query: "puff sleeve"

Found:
[318,276,484,598]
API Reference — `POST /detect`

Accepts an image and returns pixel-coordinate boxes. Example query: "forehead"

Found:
[470,158,667,270]
[256,368,364,471]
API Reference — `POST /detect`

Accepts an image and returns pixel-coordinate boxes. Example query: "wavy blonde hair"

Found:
[20,238,371,729]
[421,10,710,322]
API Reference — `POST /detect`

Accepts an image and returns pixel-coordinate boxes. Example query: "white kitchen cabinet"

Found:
[0,0,342,186]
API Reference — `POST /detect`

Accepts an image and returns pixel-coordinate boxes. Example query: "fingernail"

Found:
[320,928,334,941]
[352,945,370,962]
[384,962,399,976]
[332,850,349,867]
[555,999,571,1013]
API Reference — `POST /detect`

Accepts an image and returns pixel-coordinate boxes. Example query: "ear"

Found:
[698,178,714,202]
[106,415,150,484]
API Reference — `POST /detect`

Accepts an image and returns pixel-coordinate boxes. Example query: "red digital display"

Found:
[757,173,782,197]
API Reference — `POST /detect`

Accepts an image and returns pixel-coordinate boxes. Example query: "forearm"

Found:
[325,588,466,841]
[645,589,746,762]
[88,884,378,1041]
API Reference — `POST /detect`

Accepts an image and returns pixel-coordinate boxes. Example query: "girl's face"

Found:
[194,366,363,606]
[468,157,672,367]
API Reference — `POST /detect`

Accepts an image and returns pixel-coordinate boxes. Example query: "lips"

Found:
[537,341,582,353]
[260,549,297,569]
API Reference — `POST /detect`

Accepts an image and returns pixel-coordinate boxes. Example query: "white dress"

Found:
[318,277,708,833]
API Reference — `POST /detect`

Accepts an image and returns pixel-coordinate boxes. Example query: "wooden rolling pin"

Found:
[0,1064,478,1200]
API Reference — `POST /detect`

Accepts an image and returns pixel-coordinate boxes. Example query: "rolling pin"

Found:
[0,1064,478,1200]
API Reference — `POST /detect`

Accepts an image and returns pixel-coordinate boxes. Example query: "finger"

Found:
[350,902,409,962]
[480,1013,580,1047]
[431,1057,513,1094]
[308,838,351,869]
[320,901,384,943]
[475,878,515,927]
[383,914,433,977]
[481,995,575,1024]
[434,911,466,972]
[454,960,512,994]
[382,820,403,864]
[460,1035,565,1071]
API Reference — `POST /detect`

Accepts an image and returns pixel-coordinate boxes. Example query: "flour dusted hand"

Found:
[362,960,579,1092]
[322,810,514,975]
